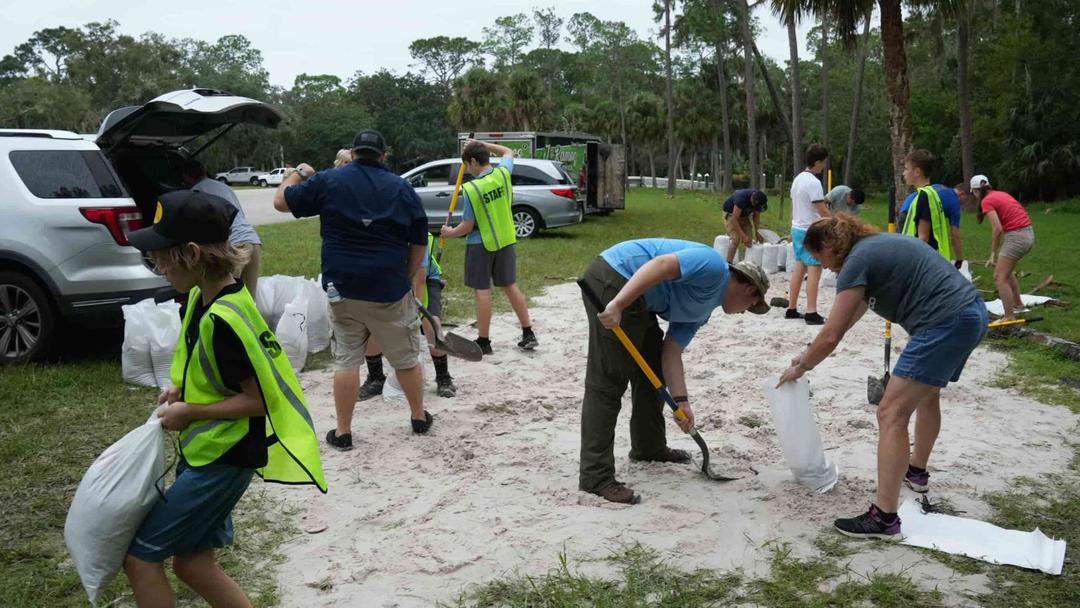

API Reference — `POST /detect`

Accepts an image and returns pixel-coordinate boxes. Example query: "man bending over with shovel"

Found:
[777,215,986,539]
[579,239,770,504]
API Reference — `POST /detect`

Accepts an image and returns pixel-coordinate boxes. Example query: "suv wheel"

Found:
[0,272,55,363]
[512,206,541,239]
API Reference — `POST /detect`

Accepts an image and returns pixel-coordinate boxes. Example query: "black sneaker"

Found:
[804,312,826,325]
[436,375,457,398]
[357,375,385,401]
[834,504,902,540]
[412,411,435,434]
[784,309,804,319]
[325,429,353,451]
[518,332,539,351]
[474,338,493,355]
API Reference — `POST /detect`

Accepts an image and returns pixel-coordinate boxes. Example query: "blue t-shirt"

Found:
[284,160,428,303]
[901,184,961,227]
[600,238,729,348]
[462,156,514,245]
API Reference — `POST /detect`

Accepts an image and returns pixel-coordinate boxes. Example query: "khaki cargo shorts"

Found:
[329,294,421,371]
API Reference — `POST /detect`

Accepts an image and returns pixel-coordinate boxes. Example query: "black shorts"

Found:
[464,244,517,289]
[425,278,444,317]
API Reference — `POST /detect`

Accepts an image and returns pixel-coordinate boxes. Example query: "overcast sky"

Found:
[3,1,814,89]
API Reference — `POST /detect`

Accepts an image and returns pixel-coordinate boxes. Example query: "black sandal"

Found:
[411,411,434,434]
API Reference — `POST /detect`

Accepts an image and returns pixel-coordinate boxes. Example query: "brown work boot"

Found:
[630,447,691,464]
[595,481,640,504]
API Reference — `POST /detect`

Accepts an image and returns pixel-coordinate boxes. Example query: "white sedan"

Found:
[255,168,288,187]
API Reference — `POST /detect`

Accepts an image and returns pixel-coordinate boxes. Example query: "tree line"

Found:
[2,1,1077,201]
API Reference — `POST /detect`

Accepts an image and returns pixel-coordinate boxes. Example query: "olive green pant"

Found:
[579,257,669,493]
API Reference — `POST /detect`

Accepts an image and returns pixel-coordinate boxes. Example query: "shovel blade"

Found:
[437,331,484,362]
[867,372,889,405]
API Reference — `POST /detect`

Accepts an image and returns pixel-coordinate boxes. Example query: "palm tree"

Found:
[737,0,759,189]
[771,0,803,177]
[842,11,872,186]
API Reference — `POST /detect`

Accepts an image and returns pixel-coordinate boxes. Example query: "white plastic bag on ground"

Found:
[276,294,309,371]
[256,274,302,328]
[65,410,167,604]
[147,301,181,389]
[302,279,330,353]
[763,377,839,493]
[383,335,429,402]
[761,244,780,274]
[121,300,156,387]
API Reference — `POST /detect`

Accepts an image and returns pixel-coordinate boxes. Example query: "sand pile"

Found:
[271,276,1077,606]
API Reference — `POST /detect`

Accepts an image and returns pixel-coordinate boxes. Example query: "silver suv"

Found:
[0,88,282,363]
[402,158,583,239]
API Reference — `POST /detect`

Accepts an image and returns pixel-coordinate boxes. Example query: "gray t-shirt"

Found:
[826,185,860,215]
[192,177,261,246]
[836,233,979,334]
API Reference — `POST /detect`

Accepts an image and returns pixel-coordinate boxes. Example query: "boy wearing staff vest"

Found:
[441,139,538,354]
[124,190,326,608]
[901,149,953,261]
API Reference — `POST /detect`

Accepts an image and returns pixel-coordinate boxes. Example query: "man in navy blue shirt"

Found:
[273,129,434,449]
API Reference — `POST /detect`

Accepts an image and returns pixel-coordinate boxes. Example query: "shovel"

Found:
[434,132,474,264]
[417,302,483,362]
[988,316,1043,329]
[577,279,750,482]
[868,187,898,406]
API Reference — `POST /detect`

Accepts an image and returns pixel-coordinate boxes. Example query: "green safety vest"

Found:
[422,233,441,309]
[169,286,327,492]
[463,166,517,252]
[902,185,952,260]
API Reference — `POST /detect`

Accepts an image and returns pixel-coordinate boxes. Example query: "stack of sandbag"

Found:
[256,275,331,355]
[745,244,765,266]
[712,235,731,257]
[121,299,181,389]
[276,293,309,371]
[761,243,780,274]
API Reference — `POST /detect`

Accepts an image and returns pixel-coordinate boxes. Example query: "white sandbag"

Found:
[745,244,764,266]
[255,275,298,328]
[763,377,839,493]
[147,301,181,389]
[784,242,796,270]
[302,279,330,353]
[121,300,156,387]
[383,335,429,402]
[276,294,309,371]
[820,268,838,288]
[775,242,788,270]
[712,235,730,256]
[758,228,782,244]
[957,260,973,282]
[761,244,780,274]
[985,294,1052,317]
[65,410,167,604]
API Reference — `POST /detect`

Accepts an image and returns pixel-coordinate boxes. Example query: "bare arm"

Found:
[407,244,426,287]
[778,287,866,385]
[660,335,694,433]
[950,225,964,264]
[597,254,681,329]
[813,200,830,217]
[752,211,763,242]
[731,205,749,243]
[411,259,427,302]
[160,376,265,431]
[986,210,1003,263]
[273,163,314,212]
[917,219,932,243]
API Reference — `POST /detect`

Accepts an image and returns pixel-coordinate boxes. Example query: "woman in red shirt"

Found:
[971,175,1034,320]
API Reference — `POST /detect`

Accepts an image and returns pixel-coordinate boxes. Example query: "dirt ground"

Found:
[269,275,1077,607]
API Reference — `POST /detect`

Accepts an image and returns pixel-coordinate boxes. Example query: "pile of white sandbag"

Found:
[712,235,794,274]
[121,276,331,385]
[121,299,181,389]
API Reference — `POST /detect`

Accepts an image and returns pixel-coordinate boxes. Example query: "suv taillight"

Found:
[550,188,576,200]
[80,207,144,246]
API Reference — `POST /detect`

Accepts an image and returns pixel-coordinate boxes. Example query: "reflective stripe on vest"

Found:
[464,166,517,252]
[901,185,952,260]
[171,286,327,492]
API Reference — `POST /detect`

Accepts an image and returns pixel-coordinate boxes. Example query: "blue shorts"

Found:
[893,299,988,388]
[791,227,820,266]
[128,460,254,562]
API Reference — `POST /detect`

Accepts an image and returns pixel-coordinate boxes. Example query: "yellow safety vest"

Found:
[463,166,517,252]
[902,185,952,260]
[170,286,327,492]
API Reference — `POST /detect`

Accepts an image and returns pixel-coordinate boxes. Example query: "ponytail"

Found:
[804,214,879,259]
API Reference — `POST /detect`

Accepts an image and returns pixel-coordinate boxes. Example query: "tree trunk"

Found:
[675,142,685,181]
[843,13,872,186]
[689,151,698,190]
[787,19,803,177]
[752,42,793,141]
[957,9,975,188]
[712,133,721,192]
[738,0,758,189]
[664,0,677,198]
[714,43,734,192]
[650,149,657,188]
[879,0,915,202]
[820,17,831,181]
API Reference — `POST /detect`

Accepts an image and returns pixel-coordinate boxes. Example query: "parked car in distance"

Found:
[214,166,262,186]
[402,158,582,239]
[255,168,288,187]
[0,88,283,363]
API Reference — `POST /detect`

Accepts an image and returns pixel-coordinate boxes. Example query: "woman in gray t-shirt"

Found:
[777,215,987,541]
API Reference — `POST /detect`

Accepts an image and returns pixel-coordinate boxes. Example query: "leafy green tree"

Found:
[482,14,534,69]
[532,7,564,49]
[408,36,477,91]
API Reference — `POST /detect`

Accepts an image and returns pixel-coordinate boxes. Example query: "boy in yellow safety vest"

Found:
[441,139,538,354]
[124,190,326,607]
[901,149,953,260]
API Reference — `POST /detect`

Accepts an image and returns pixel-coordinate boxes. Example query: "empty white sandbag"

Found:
[763,377,839,493]
[745,244,764,266]
[276,294,309,371]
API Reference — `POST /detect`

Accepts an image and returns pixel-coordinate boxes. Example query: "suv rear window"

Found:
[10,150,127,199]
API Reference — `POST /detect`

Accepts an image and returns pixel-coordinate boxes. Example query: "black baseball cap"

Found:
[352,129,386,154]
[128,189,237,252]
